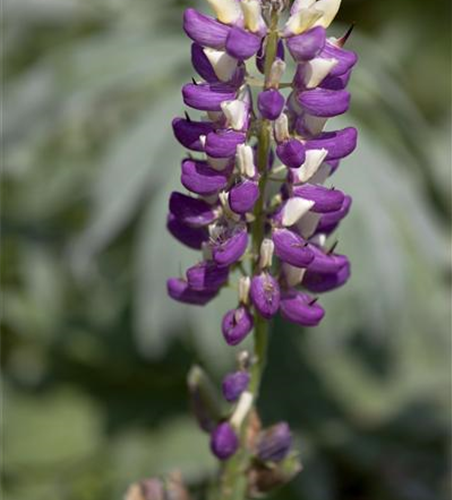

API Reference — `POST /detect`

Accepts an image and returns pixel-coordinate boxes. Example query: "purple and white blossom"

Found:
[167,0,358,472]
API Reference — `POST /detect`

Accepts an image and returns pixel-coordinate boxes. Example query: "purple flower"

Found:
[182,82,237,111]
[280,290,325,326]
[258,89,285,120]
[222,371,250,402]
[272,228,315,268]
[186,261,230,292]
[172,116,214,152]
[286,27,326,62]
[303,260,351,293]
[293,184,345,213]
[169,192,216,227]
[205,130,246,158]
[226,26,262,60]
[315,195,353,234]
[210,422,239,460]
[212,226,249,267]
[250,272,281,319]
[297,88,351,117]
[222,306,254,345]
[167,214,208,250]
[167,278,218,306]
[183,9,230,50]
[181,158,231,196]
[229,180,259,214]
[276,138,306,169]
[305,127,358,160]
[257,422,293,462]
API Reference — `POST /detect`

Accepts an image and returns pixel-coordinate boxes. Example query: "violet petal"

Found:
[303,261,351,293]
[272,228,315,268]
[172,117,214,152]
[305,127,358,161]
[169,192,216,227]
[250,272,281,319]
[167,277,218,305]
[181,158,230,196]
[210,422,239,460]
[286,26,326,62]
[222,371,250,402]
[182,82,237,111]
[258,89,285,120]
[186,261,230,291]
[183,8,230,50]
[226,26,262,60]
[229,180,259,214]
[280,290,325,326]
[293,184,345,213]
[213,228,249,267]
[222,306,254,345]
[205,130,246,158]
[297,88,350,117]
[167,214,209,249]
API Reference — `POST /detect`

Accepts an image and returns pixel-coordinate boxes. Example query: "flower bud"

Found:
[222,371,250,402]
[250,272,280,319]
[280,290,325,326]
[272,228,314,268]
[222,306,254,345]
[258,89,285,121]
[210,422,239,460]
[293,184,345,213]
[257,422,293,462]
[276,138,306,169]
[229,180,259,214]
[259,238,275,269]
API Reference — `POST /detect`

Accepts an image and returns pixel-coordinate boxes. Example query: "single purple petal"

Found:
[315,195,352,234]
[276,138,306,169]
[205,130,246,158]
[222,371,250,402]
[319,41,358,77]
[256,39,285,74]
[305,127,358,161]
[272,228,315,268]
[307,245,349,273]
[257,89,285,120]
[320,69,352,90]
[210,422,239,460]
[167,277,218,305]
[181,158,231,196]
[172,117,214,152]
[226,26,262,60]
[303,260,351,293]
[191,43,219,82]
[250,272,281,319]
[297,88,351,117]
[229,180,259,214]
[257,422,292,462]
[222,306,254,345]
[182,82,237,111]
[213,228,248,267]
[293,184,345,213]
[183,8,230,50]
[169,192,216,227]
[280,289,325,326]
[167,214,209,249]
[186,261,230,291]
[286,26,326,62]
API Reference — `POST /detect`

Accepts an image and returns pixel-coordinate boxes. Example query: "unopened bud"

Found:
[259,238,275,269]
[257,422,293,462]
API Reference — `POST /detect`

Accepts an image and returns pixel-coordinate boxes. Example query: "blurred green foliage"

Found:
[2,0,451,499]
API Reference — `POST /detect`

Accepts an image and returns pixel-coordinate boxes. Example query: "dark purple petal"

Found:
[280,290,325,326]
[222,306,254,345]
[229,180,259,214]
[226,26,262,60]
[213,228,248,267]
[186,261,230,291]
[205,130,246,158]
[256,39,285,74]
[257,422,292,462]
[222,371,250,402]
[183,9,230,50]
[210,422,239,460]
[286,26,326,62]
[293,184,345,213]
[276,139,306,169]
[319,41,358,77]
[320,69,352,90]
[250,272,281,319]
[169,192,216,227]
[315,195,352,234]
[172,117,214,152]
[257,89,285,120]
[303,260,351,293]
[181,158,231,196]
[297,88,350,117]
[167,277,218,305]
[167,214,209,249]
[191,43,218,82]
[305,127,358,161]
[272,228,315,268]
[307,245,349,273]
[182,82,237,111]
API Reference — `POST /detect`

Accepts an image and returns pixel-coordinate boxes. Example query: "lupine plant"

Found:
[165,0,358,497]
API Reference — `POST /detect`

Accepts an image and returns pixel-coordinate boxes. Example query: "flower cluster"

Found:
[167,0,357,476]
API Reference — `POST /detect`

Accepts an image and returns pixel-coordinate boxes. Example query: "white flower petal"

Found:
[282,197,315,226]
[204,48,238,82]
[206,0,243,25]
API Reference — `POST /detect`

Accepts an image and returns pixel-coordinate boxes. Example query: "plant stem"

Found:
[216,11,280,500]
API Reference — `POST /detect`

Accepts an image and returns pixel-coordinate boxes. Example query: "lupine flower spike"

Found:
[167,0,357,496]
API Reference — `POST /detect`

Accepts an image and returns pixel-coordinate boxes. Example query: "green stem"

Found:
[216,11,280,500]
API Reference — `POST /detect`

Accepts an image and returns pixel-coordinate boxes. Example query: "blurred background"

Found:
[2,0,451,499]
